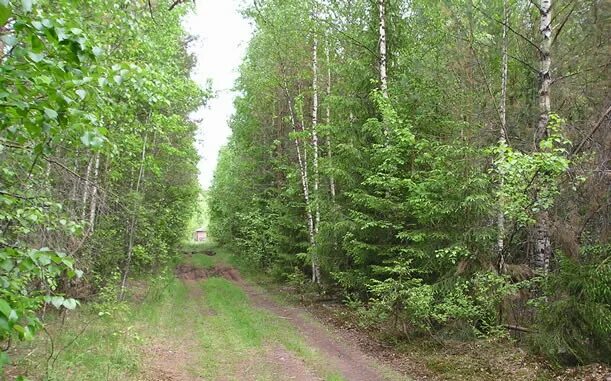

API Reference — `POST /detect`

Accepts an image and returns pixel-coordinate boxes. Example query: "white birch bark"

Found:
[81,156,93,220]
[70,154,80,203]
[88,152,100,230]
[497,0,509,272]
[311,37,321,284]
[325,40,336,201]
[283,83,316,275]
[534,0,553,273]
[378,0,388,99]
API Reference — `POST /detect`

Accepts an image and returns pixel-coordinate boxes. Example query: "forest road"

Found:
[174,262,404,381]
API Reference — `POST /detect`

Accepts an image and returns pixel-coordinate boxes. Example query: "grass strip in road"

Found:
[6,259,344,380]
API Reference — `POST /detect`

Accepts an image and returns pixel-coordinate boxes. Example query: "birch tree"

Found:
[533,0,553,273]
[88,152,101,230]
[378,0,388,99]
[497,0,509,272]
[325,40,336,201]
[283,82,317,279]
[311,36,322,283]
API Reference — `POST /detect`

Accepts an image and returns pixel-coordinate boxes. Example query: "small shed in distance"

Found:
[193,228,207,242]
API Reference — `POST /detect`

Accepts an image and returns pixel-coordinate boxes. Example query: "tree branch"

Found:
[473,4,542,55]
[571,105,611,156]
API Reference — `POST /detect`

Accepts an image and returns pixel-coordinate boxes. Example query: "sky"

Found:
[183,1,253,189]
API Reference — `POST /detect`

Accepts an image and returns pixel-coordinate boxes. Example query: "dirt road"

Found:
[166,262,405,381]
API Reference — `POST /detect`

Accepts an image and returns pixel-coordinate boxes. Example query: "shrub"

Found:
[530,252,611,365]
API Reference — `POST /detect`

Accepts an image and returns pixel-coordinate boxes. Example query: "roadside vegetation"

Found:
[6,245,348,380]
[208,0,610,372]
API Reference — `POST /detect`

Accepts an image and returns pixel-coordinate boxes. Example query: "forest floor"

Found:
[4,244,610,380]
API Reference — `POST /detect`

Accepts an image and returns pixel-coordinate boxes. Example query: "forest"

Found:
[0,0,206,372]
[0,0,609,379]
[208,0,609,368]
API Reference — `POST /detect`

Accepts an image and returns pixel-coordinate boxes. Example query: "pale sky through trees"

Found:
[184,1,253,188]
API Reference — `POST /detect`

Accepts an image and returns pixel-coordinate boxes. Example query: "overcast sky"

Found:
[183,1,253,189]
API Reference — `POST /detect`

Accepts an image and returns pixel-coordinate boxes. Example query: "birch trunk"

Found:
[120,134,148,299]
[378,0,388,99]
[283,83,316,277]
[88,152,100,230]
[497,0,509,272]
[81,156,93,220]
[311,37,321,284]
[69,154,80,203]
[325,40,336,201]
[534,0,553,273]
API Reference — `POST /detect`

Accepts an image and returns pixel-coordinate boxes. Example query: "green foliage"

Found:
[0,247,80,343]
[207,0,608,367]
[0,0,206,363]
[493,115,571,225]
[367,259,434,333]
[531,252,611,365]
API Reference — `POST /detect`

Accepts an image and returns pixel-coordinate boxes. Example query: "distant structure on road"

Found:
[193,228,208,242]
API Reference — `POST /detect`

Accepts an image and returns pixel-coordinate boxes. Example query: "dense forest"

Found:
[0,0,205,366]
[0,0,610,378]
[209,0,610,366]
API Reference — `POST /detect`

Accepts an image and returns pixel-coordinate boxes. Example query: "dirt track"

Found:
[169,263,398,381]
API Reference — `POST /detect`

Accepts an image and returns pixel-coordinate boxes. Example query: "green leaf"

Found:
[8,310,18,323]
[37,253,51,266]
[56,27,68,41]
[49,296,63,309]
[0,317,9,332]
[27,52,45,63]
[31,20,43,30]
[0,4,9,26]
[22,0,33,13]
[0,299,11,318]
[0,258,14,271]
[75,89,87,100]
[43,108,58,119]
[0,351,10,372]
[62,298,77,310]
[92,46,103,57]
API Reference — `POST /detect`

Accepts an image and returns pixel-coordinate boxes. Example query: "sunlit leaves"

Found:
[0,2,11,25]
[21,0,33,13]
[493,116,571,226]
[80,129,105,147]
[43,107,57,119]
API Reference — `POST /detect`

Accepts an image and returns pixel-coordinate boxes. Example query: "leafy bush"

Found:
[367,259,434,335]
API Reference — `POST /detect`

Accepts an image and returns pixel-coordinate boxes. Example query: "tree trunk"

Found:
[497,0,509,272]
[283,82,317,280]
[325,40,336,202]
[69,153,80,203]
[81,156,93,220]
[534,0,553,274]
[311,37,321,284]
[378,0,388,99]
[88,152,100,230]
[536,0,552,145]
[120,134,148,299]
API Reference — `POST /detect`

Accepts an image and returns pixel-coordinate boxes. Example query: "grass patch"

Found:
[8,305,142,380]
[6,250,345,380]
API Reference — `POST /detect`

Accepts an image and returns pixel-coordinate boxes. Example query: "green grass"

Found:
[6,250,345,381]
